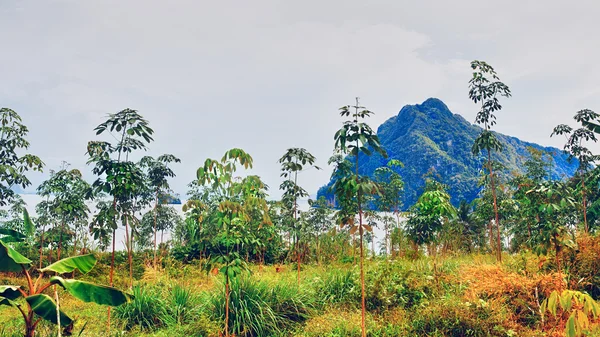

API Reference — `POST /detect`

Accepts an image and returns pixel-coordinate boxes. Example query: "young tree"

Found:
[406,179,456,255]
[196,148,271,337]
[468,60,512,262]
[373,159,404,255]
[306,196,334,264]
[331,98,387,337]
[526,180,577,269]
[86,108,153,325]
[36,166,91,260]
[139,154,181,268]
[510,148,553,249]
[552,109,599,233]
[0,108,44,206]
[278,148,319,286]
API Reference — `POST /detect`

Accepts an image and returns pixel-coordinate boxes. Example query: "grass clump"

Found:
[209,277,314,337]
[115,285,171,331]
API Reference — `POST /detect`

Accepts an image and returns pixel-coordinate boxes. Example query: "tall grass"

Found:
[115,283,202,331]
[209,277,314,337]
[314,269,358,307]
[115,285,171,330]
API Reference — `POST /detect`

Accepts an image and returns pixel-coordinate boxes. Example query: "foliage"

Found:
[0,238,131,337]
[406,179,456,247]
[0,108,44,206]
[541,289,600,337]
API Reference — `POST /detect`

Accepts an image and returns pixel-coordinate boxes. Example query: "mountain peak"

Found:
[318,99,578,208]
[418,97,450,112]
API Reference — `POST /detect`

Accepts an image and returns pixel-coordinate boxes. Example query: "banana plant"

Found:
[0,240,131,337]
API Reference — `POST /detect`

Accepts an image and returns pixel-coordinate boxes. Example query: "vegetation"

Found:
[3,61,600,337]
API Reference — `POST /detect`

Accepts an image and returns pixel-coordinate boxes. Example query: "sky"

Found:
[2,0,600,205]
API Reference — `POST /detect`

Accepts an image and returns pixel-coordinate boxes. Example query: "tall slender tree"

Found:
[373,159,404,255]
[278,148,319,286]
[139,154,181,268]
[196,148,271,337]
[331,98,387,337]
[0,108,44,206]
[86,108,153,326]
[468,60,511,262]
[552,109,599,233]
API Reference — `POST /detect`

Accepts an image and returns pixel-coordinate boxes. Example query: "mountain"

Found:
[317,98,578,209]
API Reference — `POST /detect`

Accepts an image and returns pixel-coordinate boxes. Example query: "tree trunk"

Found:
[125,215,133,288]
[582,178,588,233]
[225,274,230,337]
[359,217,366,337]
[153,191,159,269]
[488,150,501,262]
[108,228,116,329]
[39,226,45,269]
[57,221,64,260]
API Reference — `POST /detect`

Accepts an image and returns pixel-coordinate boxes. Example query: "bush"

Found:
[364,262,430,311]
[563,234,600,297]
[409,297,512,337]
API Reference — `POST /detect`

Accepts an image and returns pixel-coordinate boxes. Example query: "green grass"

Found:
[2,252,600,337]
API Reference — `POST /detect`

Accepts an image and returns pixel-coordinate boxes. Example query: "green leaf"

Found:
[566,312,576,337]
[0,296,18,307]
[26,294,73,327]
[548,291,558,317]
[22,209,34,237]
[0,228,25,242]
[0,285,22,300]
[50,276,131,306]
[41,254,97,275]
[0,240,32,272]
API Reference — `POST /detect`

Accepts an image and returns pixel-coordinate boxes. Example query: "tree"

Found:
[526,180,577,269]
[139,205,182,251]
[0,108,44,206]
[36,166,91,260]
[139,154,181,268]
[306,196,334,264]
[86,108,153,325]
[406,179,456,254]
[510,148,553,249]
[331,98,387,337]
[196,148,271,337]
[468,60,512,262]
[373,159,404,255]
[552,109,599,233]
[278,148,319,286]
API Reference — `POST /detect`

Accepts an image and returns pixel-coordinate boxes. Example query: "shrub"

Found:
[410,297,512,337]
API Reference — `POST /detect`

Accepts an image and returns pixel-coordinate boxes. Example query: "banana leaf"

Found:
[26,294,73,326]
[0,228,25,242]
[0,296,18,307]
[0,285,22,300]
[41,254,97,275]
[50,276,131,306]
[0,240,32,272]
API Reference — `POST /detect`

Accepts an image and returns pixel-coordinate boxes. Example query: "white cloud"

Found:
[1,0,599,200]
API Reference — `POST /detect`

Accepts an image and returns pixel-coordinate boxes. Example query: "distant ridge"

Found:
[317,98,578,208]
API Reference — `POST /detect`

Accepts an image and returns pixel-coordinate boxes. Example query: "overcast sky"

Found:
[2,0,599,202]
